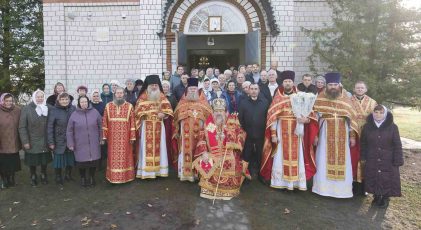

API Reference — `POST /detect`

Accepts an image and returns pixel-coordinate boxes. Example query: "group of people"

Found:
[0,63,403,208]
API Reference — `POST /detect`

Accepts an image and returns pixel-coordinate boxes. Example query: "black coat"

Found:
[92,101,105,116]
[238,95,269,140]
[173,84,186,102]
[47,103,76,154]
[259,84,273,104]
[360,112,403,197]
[166,94,178,111]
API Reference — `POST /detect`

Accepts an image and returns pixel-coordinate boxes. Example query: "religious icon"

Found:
[208,16,222,32]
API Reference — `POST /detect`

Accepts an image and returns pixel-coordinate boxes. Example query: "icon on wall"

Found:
[208,16,222,32]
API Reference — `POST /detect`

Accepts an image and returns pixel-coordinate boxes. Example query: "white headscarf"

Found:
[32,89,48,116]
[373,105,388,128]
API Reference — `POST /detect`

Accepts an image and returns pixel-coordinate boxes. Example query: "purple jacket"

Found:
[66,106,102,162]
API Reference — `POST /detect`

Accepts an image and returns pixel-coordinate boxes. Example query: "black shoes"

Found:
[372,195,390,209]
[377,196,390,209]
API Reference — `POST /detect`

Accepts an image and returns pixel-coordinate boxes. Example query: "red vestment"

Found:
[102,102,136,184]
[172,92,212,181]
[260,87,318,182]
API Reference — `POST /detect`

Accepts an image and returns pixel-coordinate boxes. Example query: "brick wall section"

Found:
[293,0,332,78]
[43,0,332,93]
[268,0,295,71]
[43,2,149,96]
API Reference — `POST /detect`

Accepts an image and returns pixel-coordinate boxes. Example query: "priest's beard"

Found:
[186,91,199,101]
[326,88,341,99]
[147,88,160,102]
[214,113,226,126]
[114,98,125,105]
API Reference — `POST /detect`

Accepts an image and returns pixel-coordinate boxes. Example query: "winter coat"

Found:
[173,83,186,102]
[124,88,139,106]
[47,103,76,154]
[360,112,403,197]
[297,83,318,95]
[0,105,21,154]
[100,93,113,105]
[92,101,105,116]
[66,106,102,162]
[238,95,269,140]
[18,102,49,154]
[166,94,178,111]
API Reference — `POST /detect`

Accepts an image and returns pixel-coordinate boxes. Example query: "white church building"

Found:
[43,0,331,94]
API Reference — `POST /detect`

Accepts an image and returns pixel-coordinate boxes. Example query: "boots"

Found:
[88,167,96,187]
[64,167,74,182]
[0,174,6,189]
[79,168,87,187]
[40,165,48,185]
[40,173,48,185]
[377,196,390,209]
[372,195,380,206]
[30,174,38,187]
[55,169,63,185]
[9,172,16,187]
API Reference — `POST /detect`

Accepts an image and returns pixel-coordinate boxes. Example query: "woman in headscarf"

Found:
[47,92,76,185]
[67,96,102,187]
[47,82,74,106]
[91,89,105,116]
[19,90,52,186]
[0,93,22,188]
[100,83,113,104]
[360,105,403,208]
[315,75,326,93]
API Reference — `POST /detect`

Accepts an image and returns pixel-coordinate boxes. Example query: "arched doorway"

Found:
[165,0,268,72]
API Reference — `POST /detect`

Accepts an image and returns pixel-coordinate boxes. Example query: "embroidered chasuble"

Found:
[134,92,173,179]
[103,102,136,183]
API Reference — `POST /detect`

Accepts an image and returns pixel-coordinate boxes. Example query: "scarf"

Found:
[228,91,237,112]
[373,105,388,128]
[32,89,48,116]
[0,93,15,112]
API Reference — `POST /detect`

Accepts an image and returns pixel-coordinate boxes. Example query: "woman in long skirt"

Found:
[19,90,52,186]
[0,93,22,188]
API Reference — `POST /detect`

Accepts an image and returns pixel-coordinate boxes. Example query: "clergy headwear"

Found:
[325,72,341,84]
[139,74,163,95]
[187,78,199,87]
[211,98,226,112]
[281,70,295,82]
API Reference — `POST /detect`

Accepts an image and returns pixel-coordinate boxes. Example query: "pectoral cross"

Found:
[192,109,198,119]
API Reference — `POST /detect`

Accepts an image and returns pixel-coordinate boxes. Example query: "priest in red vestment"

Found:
[312,72,359,198]
[102,87,136,184]
[135,75,173,179]
[260,70,318,190]
[173,77,212,182]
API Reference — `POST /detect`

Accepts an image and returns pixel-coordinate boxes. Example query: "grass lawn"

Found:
[392,107,421,141]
